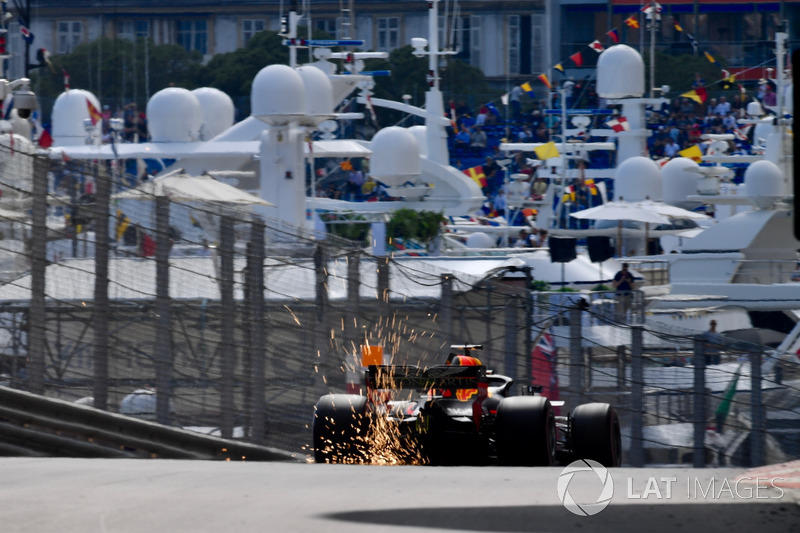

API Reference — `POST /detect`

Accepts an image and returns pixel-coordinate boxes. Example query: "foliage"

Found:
[556,286,578,292]
[530,279,551,292]
[320,213,370,245]
[592,284,612,292]
[386,208,446,244]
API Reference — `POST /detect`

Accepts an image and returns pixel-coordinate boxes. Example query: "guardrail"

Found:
[0,386,300,461]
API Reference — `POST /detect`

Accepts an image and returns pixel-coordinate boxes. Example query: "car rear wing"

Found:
[366,365,486,391]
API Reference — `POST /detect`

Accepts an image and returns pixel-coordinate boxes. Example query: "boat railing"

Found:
[623,258,670,286]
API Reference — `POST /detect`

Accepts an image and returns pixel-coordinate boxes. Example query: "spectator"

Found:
[469,126,487,153]
[714,96,731,116]
[612,262,636,321]
[454,126,471,151]
[492,189,507,218]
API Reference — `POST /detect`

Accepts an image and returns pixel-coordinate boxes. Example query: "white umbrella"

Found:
[635,200,711,220]
[114,168,273,206]
[571,201,670,257]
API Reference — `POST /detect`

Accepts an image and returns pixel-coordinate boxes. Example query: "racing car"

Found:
[312,345,621,466]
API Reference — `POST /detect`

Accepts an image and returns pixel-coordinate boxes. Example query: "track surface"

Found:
[0,458,797,532]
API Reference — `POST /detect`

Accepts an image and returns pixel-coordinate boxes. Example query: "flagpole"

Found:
[649,3,656,98]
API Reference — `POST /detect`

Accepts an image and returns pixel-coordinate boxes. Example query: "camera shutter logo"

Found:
[557,459,614,516]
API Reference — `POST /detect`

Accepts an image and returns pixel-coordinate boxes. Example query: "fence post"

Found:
[504,296,518,383]
[155,195,172,425]
[377,256,390,315]
[28,157,48,394]
[630,324,644,467]
[249,217,266,444]
[750,349,765,467]
[693,336,707,468]
[440,275,453,350]
[347,250,361,348]
[93,165,110,412]
[524,269,533,384]
[219,215,236,439]
[314,243,330,385]
[569,305,584,405]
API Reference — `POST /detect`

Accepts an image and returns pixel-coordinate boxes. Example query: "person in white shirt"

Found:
[713,96,731,116]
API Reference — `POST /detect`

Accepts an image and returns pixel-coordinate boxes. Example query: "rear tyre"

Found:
[495,396,555,466]
[312,394,370,464]
[570,402,622,467]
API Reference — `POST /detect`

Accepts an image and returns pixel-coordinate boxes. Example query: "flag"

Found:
[463,166,487,188]
[486,102,500,116]
[606,29,620,43]
[18,18,34,45]
[686,33,699,54]
[607,116,630,132]
[38,128,52,148]
[449,100,458,129]
[588,40,604,53]
[714,365,741,431]
[521,81,535,97]
[679,144,703,162]
[733,125,752,142]
[554,63,565,73]
[340,159,353,171]
[718,71,736,90]
[500,92,509,106]
[561,185,575,203]
[680,87,707,104]
[534,141,560,160]
[569,51,583,67]
[365,94,378,125]
[531,329,559,407]
[115,210,130,242]
[624,15,639,29]
[704,51,716,64]
[673,20,683,32]
[62,68,70,91]
[87,99,102,126]
[537,73,552,90]
[585,178,598,195]
[190,213,203,228]
[140,232,156,257]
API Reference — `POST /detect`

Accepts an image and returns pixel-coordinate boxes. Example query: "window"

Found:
[57,21,83,54]
[454,16,471,62]
[176,20,208,54]
[376,17,399,51]
[531,14,545,74]
[470,15,481,67]
[117,20,150,41]
[509,15,520,74]
[314,19,338,39]
[242,19,265,45]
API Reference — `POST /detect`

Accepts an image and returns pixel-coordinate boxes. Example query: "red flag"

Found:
[463,166,487,188]
[624,15,640,29]
[606,29,620,43]
[607,116,630,132]
[588,40,604,53]
[38,129,52,148]
[140,232,156,257]
[531,331,559,411]
[62,68,70,91]
[86,99,102,126]
[569,51,583,67]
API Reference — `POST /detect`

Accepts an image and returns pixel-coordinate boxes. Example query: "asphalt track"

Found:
[0,458,797,532]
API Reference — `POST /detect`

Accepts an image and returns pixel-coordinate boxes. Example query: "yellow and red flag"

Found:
[679,144,703,163]
[624,15,639,29]
[680,87,708,104]
[537,73,552,90]
[87,99,102,126]
[463,166,487,188]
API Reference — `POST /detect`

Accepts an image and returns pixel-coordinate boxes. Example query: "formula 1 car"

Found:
[312,345,621,466]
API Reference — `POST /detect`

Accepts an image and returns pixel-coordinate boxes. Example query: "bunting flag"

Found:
[588,40,604,53]
[607,116,630,132]
[680,87,708,104]
[340,159,353,171]
[19,18,34,45]
[718,71,737,90]
[115,210,131,242]
[87,99,102,126]
[365,94,378,125]
[554,63,565,73]
[561,185,575,203]
[673,20,683,32]
[449,100,458,129]
[704,51,716,64]
[537,73,552,90]
[463,166,487,188]
[606,29,620,43]
[534,141,560,160]
[190,213,203,228]
[486,102,500,116]
[521,81,535,97]
[500,92,509,106]
[678,144,703,162]
[569,51,584,67]
[624,15,639,29]
[38,128,52,148]
[585,178,598,196]
[62,68,71,91]
[733,125,752,142]
[686,33,699,53]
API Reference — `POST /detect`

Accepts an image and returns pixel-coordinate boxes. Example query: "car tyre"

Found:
[313,394,370,464]
[570,402,622,467]
[495,396,555,466]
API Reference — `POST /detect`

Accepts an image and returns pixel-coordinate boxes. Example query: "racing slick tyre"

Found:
[570,402,622,467]
[495,396,556,466]
[313,394,370,464]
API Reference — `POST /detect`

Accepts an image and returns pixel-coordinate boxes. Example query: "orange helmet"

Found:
[450,355,482,366]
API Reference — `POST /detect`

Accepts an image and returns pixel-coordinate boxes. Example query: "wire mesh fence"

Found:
[0,145,797,466]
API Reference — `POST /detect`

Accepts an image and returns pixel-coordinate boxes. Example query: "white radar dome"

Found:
[662,157,701,208]
[252,64,305,125]
[51,89,103,146]
[597,45,644,99]
[614,156,661,201]
[296,66,334,124]
[408,125,428,157]
[192,87,234,140]
[466,232,495,249]
[147,88,202,142]
[744,159,785,209]
[369,127,421,186]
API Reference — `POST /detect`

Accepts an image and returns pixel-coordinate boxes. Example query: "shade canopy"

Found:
[570,201,670,224]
